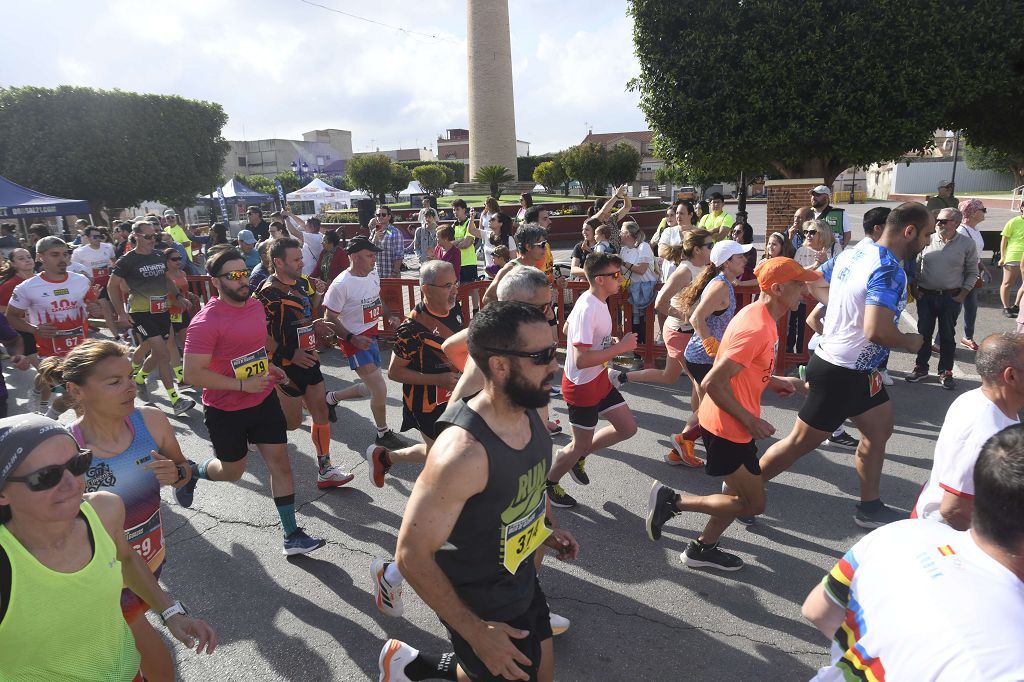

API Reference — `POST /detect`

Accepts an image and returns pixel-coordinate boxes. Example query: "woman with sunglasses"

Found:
[0,413,216,680]
[795,219,839,269]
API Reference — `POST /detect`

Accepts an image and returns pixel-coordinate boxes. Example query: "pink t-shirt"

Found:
[184,296,273,411]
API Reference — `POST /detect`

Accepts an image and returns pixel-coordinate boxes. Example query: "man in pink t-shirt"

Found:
[177,248,326,556]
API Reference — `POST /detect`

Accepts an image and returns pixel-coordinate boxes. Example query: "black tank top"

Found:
[434,398,552,621]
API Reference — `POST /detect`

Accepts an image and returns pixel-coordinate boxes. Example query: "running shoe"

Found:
[375,429,405,450]
[317,466,355,489]
[941,371,956,391]
[327,401,338,423]
[679,424,703,442]
[569,457,589,486]
[172,396,196,415]
[370,558,405,617]
[736,516,756,526]
[549,385,562,397]
[175,460,199,508]
[878,369,894,386]
[645,481,679,541]
[665,434,705,468]
[827,431,859,448]
[1005,307,1016,318]
[680,540,743,571]
[606,366,628,386]
[904,366,928,383]
[378,639,417,682]
[282,528,326,556]
[960,338,979,351]
[1013,305,1021,317]
[546,481,577,508]
[930,343,940,354]
[549,611,570,636]
[364,445,393,488]
[854,501,905,529]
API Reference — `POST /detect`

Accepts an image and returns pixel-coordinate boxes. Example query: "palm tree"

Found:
[473,165,514,199]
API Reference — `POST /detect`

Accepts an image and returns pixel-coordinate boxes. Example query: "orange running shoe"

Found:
[664,434,705,468]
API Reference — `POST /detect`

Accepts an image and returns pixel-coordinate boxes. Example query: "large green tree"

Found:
[965,143,1024,186]
[412,164,453,196]
[629,0,1024,187]
[533,159,568,194]
[346,154,393,204]
[606,142,642,187]
[560,142,609,196]
[0,86,228,217]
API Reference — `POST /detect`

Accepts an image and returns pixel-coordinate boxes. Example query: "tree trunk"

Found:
[771,157,848,189]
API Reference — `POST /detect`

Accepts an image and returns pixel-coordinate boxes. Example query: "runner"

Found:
[0,248,44,410]
[758,202,932,529]
[801,424,1024,680]
[378,301,579,682]
[39,339,194,681]
[645,257,823,571]
[107,220,196,416]
[253,237,354,490]
[322,236,405,450]
[6,236,95,419]
[609,229,712,468]
[0,414,216,680]
[176,247,326,555]
[545,252,638,509]
[71,224,119,338]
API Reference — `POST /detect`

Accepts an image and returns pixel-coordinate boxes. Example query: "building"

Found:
[437,128,530,170]
[352,147,436,162]
[221,129,353,179]
[580,130,663,186]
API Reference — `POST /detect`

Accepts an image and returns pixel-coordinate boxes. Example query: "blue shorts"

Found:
[347,338,382,370]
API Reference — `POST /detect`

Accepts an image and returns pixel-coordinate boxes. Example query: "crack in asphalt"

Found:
[547,593,826,657]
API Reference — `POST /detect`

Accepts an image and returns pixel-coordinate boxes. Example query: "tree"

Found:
[533,160,568,194]
[628,0,1024,187]
[560,143,609,196]
[240,174,275,197]
[346,154,393,204]
[412,164,453,196]
[273,170,302,195]
[473,165,515,199]
[0,86,228,218]
[389,163,413,202]
[606,142,643,187]
[965,142,1024,186]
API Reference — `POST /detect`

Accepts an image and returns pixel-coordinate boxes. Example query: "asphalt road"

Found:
[5,200,1020,681]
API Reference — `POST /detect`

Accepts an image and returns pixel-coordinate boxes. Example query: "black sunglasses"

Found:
[6,450,93,492]
[936,219,953,225]
[168,256,182,261]
[484,344,559,365]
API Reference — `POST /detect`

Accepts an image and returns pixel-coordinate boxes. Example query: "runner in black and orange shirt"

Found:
[253,237,354,490]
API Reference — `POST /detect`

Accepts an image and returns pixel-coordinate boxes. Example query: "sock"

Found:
[831,428,845,438]
[326,391,338,406]
[312,422,331,463]
[377,426,388,437]
[174,365,184,382]
[274,494,298,537]
[858,498,883,513]
[131,362,141,374]
[384,561,404,586]
[134,369,149,385]
[196,459,212,480]
[167,386,180,404]
[404,652,457,682]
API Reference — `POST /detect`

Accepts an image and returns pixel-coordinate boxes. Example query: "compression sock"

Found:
[134,369,148,385]
[196,459,213,480]
[274,494,298,537]
[403,652,457,682]
[174,365,184,382]
[132,362,142,374]
[384,561,404,586]
[167,386,180,404]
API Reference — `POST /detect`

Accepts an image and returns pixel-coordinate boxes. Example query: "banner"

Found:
[215,187,229,223]
[274,179,286,210]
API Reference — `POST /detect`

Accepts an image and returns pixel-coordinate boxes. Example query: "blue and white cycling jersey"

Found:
[816,241,906,371]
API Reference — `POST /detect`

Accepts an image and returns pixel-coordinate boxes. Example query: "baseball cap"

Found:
[246,206,262,215]
[347,235,383,255]
[938,180,954,189]
[709,239,754,267]
[163,209,177,217]
[809,185,831,196]
[237,229,257,245]
[754,256,822,292]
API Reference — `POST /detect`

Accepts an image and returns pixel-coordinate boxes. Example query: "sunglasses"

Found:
[936,219,953,225]
[530,301,554,315]
[218,270,250,281]
[7,450,93,492]
[484,343,559,365]
[168,257,182,262]
[803,230,818,235]
[531,241,548,249]
[594,270,622,280]
[376,213,389,217]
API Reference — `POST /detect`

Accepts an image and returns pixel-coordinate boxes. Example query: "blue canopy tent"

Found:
[198,178,274,206]
[0,174,90,219]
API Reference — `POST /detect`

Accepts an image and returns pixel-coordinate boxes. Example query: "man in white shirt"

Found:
[802,424,1024,681]
[71,225,119,337]
[282,209,325,277]
[912,332,1024,528]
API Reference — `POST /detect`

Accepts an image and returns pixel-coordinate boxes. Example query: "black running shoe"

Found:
[680,540,744,571]
[327,401,338,423]
[175,460,199,508]
[546,481,577,508]
[645,481,679,541]
[827,431,859,448]
[569,457,589,486]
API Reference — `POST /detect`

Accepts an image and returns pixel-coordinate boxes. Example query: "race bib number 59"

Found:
[231,347,269,380]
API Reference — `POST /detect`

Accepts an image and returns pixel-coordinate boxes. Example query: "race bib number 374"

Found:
[500,495,551,575]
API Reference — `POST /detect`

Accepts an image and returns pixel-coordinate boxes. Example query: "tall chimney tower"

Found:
[467,0,519,180]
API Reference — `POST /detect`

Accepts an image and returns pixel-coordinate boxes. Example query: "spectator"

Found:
[795,219,839,269]
[26,223,51,261]
[695,199,709,222]
[571,220,599,279]
[245,206,270,241]
[482,212,515,275]
[413,208,438,265]
[788,206,815,250]
[162,210,195,264]
[729,221,757,283]
[315,230,349,284]
[765,231,795,261]
[369,206,404,279]
[479,196,501,228]
[449,199,482,285]
[926,180,959,211]
[209,222,229,248]
[809,185,851,247]
[0,223,21,259]
[434,226,461,273]
[516,192,533,224]
[619,221,657,357]
[999,203,1024,317]
[698,192,735,241]
[594,224,616,254]
[248,240,274,291]
[588,185,632,251]
[236,229,262,272]
[489,245,510,273]
[281,210,325,277]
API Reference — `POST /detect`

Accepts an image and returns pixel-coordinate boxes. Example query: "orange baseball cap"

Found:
[754,256,822,292]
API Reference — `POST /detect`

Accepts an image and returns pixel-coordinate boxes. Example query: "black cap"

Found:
[347,235,383,255]
[246,206,262,214]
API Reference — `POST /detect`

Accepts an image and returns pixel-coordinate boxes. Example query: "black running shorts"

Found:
[566,386,626,430]
[204,390,288,462]
[131,312,171,341]
[798,354,889,433]
[278,362,324,398]
[701,431,761,477]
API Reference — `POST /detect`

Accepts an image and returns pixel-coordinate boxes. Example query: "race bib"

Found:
[869,369,883,397]
[500,495,551,575]
[437,386,452,404]
[149,295,168,314]
[56,326,85,352]
[297,324,316,351]
[124,508,164,569]
[231,347,269,380]
[170,312,183,323]
[92,265,110,280]
[362,300,382,324]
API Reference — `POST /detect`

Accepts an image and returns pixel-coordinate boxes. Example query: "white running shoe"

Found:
[371,557,405,617]
[549,610,570,636]
[606,367,626,386]
[317,466,355,490]
[172,397,196,415]
[879,369,893,386]
[378,639,417,682]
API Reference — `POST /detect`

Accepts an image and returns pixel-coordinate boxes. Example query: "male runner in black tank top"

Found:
[378,301,579,682]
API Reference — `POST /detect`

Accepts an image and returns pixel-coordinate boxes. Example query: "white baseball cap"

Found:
[710,239,754,267]
[809,185,831,196]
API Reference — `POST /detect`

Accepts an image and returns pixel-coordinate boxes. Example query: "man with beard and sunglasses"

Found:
[176,248,326,556]
[378,301,579,682]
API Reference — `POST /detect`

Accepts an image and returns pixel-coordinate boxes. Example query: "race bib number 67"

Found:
[231,347,269,380]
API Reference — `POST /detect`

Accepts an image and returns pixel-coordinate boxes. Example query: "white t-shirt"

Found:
[563,290,612,391]
[661,259,678,281]
[620,241,657,283]
[659,226,683,248]
[956,224,984,265]
[480,228,516,269]
[71,242,115,283]
[322,269,382,336]
[913,388,1018,522]
[9,272,92,357]
[301,231,325,276]
[816,241,907,371]
[813,520,1024,682]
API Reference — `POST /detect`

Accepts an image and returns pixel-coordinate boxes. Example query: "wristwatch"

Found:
[174,463,187,484]
[160,600,188,624]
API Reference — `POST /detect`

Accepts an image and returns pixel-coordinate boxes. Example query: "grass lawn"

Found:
[377,194,595,210]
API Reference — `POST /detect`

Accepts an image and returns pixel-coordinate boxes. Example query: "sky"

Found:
[1,0,649,156]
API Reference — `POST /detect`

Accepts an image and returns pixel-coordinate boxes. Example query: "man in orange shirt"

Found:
[645,257,825,571]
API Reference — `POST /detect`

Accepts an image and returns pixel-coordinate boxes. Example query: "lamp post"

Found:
[290,160,312,178]
[849,167,857,205]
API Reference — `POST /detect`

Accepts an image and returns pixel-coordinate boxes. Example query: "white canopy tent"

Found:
[397,180,426,197]
[286,178,352,213]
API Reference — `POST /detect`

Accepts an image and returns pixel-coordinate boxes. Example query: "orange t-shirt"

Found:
[697,300,778,442]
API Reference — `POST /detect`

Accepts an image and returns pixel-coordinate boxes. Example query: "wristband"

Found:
[345,332,353,343]
[160,600,188,624]
[701,337,720,357]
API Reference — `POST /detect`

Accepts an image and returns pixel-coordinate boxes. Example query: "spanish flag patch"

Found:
[938,545,955,557]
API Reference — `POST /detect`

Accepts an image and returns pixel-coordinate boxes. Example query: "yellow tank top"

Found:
[0,500,141,681]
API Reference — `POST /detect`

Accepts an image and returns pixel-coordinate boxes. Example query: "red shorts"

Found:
[663,325,692,360]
